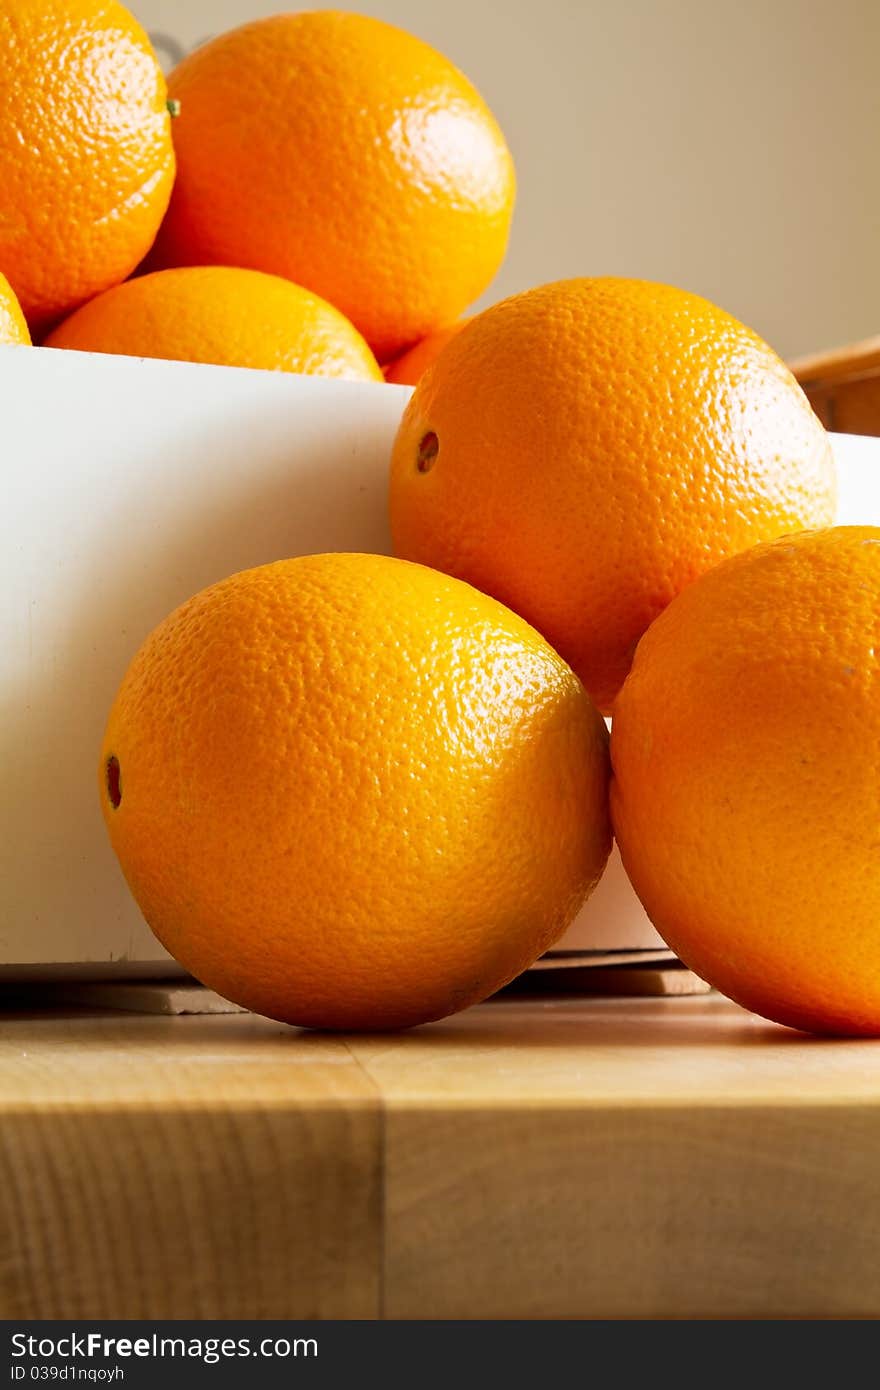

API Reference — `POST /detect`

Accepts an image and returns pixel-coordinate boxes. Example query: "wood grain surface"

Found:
[0,1011,381,1319]
[3,994,880,1319]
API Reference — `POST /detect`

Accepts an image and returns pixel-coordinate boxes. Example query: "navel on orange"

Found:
[612,526,880,1036]
[101,554,611,1030]
[389,277,836,713]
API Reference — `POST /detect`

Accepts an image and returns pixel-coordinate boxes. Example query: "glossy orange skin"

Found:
[612,527,880,1036]
[389,278,836,713]
[0,275,30,345]
[101,553,611,1031]
[151,12,515,361]
[0,0,174,331]
[45,266,382,380]
[384,321,469,386]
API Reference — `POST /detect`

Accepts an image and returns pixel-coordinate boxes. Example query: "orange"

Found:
[0,275,30,346]
[100,553,610,1030]
[389,278,836,713]
[150,12,515,361]
[611,526,880,1036]
[385,321,469,386]
[0,0,174,332]
[44,266,382,380]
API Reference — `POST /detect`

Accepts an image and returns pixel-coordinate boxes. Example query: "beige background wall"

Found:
[134,0,880,360]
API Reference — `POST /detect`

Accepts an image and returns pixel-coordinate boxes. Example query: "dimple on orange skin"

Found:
[389,277,837,714]
[100,553,611,1031]
[0,0,174,332]
[384,320,469,386]
[149,11,515,361]
[0,275,30,345]
[611,526,880,1037]
[44,266,383,380]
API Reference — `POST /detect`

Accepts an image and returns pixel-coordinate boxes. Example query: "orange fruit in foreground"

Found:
[389,278,836,713]
[150,12,515,361]
[101,553,611,1030]
[45,267,382,380]
[385,321,469,386]
[0,0,174,332]
[0,275,30,346]
[612,526,880,1036]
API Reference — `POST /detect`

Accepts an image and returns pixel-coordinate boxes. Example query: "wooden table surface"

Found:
[3,992,880,1320]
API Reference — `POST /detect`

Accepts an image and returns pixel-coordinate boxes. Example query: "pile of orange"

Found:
[0,3,513,377]
[6,3,878,1035]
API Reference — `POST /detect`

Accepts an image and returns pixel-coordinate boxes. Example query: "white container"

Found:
[2,344,878,978]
